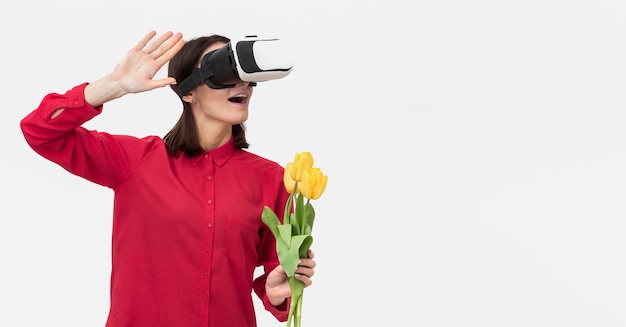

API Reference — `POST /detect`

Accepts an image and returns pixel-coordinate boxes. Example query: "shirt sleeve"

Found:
[20,83,152,189]
[252,166,292,321]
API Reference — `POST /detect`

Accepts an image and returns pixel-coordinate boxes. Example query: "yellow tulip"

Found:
[300,167,328,200]
[283,162,300,194]
[290,152,314,182]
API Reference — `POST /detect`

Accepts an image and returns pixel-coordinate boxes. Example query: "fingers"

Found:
[132,30,158,53]
[157,34,185,65]
[299,256,316,269]
[294,256,316,288]
[149,32,182,57]
[135,31,185,88]
[295,267,314,287]
[148,76,178,89]
[294,248,316,278]
[142,31,172,54]
[132,31,184,60]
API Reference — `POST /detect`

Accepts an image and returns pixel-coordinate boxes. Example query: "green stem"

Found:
[295,288,303,327]
[286,306,294,327]
[283,182,299,225]
[286,276,304,327]
[283,191,294,225]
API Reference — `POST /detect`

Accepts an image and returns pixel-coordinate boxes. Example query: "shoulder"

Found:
[106,134,168,159]
[233,150,284,178]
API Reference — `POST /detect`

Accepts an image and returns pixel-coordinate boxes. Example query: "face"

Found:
[185,42,254,129]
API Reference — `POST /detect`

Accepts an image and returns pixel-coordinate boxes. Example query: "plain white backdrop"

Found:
[2,0,626,326]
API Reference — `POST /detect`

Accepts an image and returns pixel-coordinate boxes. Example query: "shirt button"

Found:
[207,222,212,228]
[204,154,209,159]
[203,269,209,275]
[205,246,210,252]
[207,175,213,180]
[202,294,208,299]
[207,200,213,205]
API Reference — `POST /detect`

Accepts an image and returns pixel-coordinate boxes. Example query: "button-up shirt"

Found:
[20,83,290,327]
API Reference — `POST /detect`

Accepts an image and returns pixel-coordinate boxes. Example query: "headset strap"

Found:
[177,68,209,98]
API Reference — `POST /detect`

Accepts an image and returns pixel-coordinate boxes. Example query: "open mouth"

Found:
[229,94,248,103]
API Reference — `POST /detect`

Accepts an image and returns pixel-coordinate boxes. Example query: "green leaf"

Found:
[302,224,312,236]
[290,212,300,236]
[283,193,295,225]
[280,244,300,277]
[295,193,305,234]
[304,202,315,232]
[292,234,313,261]
[261,206,280,239]
[277,234,314,277]
[275,236,291,273]
[298,235,313,259]
[277,224,293,247]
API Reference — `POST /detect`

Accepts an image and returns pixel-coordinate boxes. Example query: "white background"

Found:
[2,0,626,326]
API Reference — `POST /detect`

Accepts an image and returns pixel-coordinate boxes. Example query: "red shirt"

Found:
[20,83,290,327]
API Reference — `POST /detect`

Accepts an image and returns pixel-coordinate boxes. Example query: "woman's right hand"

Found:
[85,31,185,107]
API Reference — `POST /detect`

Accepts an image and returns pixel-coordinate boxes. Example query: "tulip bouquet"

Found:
[261,151,328,327]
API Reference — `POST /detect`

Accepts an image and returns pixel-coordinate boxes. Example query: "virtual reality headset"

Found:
[177,35,293,97]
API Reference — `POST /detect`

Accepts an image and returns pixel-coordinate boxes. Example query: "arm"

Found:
[20,31,185,187]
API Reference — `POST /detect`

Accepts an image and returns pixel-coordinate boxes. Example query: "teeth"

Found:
[233,94,247,98]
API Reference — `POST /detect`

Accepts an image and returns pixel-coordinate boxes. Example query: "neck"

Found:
[198,123,232,151]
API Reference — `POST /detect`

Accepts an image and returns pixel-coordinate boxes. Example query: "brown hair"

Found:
[164,35,249,157]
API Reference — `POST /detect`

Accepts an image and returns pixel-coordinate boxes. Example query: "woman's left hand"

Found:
[265,249,316,306]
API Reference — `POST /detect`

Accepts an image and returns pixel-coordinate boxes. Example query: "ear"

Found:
[182,94,195,104]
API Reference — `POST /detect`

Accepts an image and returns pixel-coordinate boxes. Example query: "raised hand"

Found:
[111,30,185,94]
[84,31,185,107]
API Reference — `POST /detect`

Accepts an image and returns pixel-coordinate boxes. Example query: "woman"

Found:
[20,30,316,327]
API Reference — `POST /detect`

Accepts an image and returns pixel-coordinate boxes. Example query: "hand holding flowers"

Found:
[262,151,328,327]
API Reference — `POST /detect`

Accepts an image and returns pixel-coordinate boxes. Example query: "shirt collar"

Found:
[191,136,236,167]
